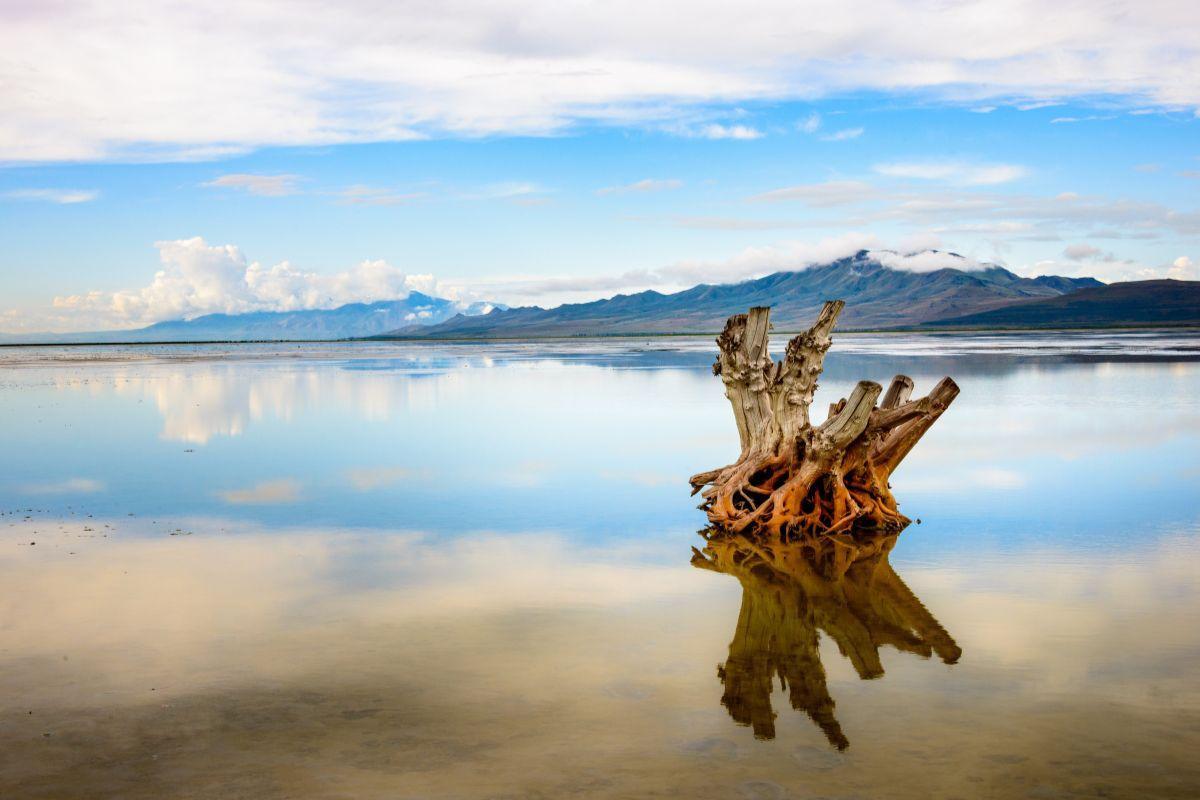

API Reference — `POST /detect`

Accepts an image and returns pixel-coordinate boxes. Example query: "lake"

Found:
[2,332,1199,799]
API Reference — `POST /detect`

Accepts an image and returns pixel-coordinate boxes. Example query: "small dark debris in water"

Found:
[183,449,194,453]
[916,518,922,524]
[29,541,35,546]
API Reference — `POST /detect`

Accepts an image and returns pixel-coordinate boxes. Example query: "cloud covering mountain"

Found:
[47,237,469,331]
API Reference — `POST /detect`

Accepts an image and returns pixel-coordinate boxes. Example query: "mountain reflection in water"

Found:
[695,530,960,748]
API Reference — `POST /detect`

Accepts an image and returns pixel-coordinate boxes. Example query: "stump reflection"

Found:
[693,530,960,749]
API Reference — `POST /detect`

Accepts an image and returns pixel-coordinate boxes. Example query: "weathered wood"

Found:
[880,374,914,409]
[690,303,958,544]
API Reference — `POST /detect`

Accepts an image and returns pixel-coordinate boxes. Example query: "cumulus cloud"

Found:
[202,174,301,196]
[1169,256,1196,280]
[874,160,1029,185]
[50,237,452,328]
[596,178,683,195]
[5,188,98,204]
[1,1,1198,161]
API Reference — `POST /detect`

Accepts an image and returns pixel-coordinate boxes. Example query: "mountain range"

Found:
[0,293,498,344]
[5,251,1196,344]
[377,251,1108,338]
[927,279,1200,328]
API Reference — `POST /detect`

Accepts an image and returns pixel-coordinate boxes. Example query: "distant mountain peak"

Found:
[374,254,1107,339]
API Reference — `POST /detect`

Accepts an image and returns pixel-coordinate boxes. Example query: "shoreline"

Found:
[3,323,1199,348]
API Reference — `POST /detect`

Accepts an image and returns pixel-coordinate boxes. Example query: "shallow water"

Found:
[2,333,1199,799]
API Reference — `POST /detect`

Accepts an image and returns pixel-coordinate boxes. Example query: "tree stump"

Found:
[689,302,959,550]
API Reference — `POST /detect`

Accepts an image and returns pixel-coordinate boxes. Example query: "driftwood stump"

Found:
[689,302,958,557]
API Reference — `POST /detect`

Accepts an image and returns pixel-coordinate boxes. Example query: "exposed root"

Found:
[689,303,957,548]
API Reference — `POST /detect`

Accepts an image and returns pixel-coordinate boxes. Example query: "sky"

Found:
[1,0,1198,332]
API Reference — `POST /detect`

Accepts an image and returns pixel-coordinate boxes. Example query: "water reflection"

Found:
[694,530,960,748]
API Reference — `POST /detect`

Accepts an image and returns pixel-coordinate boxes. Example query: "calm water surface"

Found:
[1,332,1199,799]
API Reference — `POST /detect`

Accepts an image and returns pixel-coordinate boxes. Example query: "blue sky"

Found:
[1,1,1197,332]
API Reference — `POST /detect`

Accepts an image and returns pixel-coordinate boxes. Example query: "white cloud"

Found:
[693,123,764,140]
[0,1,1197,162]
[596,178,683,195]
[749,180,875,206]
[1050,115,1116,124]
[202,173,301,196]
[798,113,822,133]
[874,160,1029,185]
[4,188,98,204]
[468,182,548,200]
[1063,243,1104,261]
[1169,256,1196,280]
[218,479,301,504]
[821,126,864,141]
[48,237,453,329]
[873,250,982,273]
[337,185,424,205]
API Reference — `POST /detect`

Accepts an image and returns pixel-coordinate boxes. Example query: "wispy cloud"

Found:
[218,479,301,504]
[466,182,549,201]
[202,174,301,197]
[337,185,424,206]
[692,124,764,140]
[821,127,864,141]
[5,188,98,204]
[797,113,822,133]
[1016,100,1060,111]
[1050,115,1117,124]
[596,178,683,196]
[749,180,875,206]
[873,160,1029,185]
